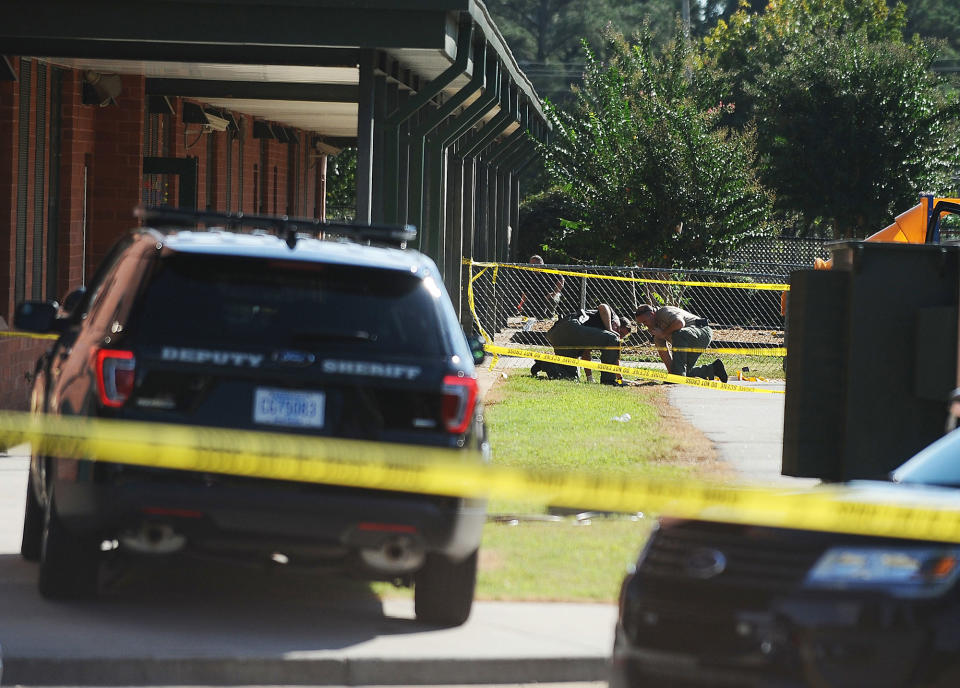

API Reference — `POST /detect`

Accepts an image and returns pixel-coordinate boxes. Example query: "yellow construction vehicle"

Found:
[815,193,960,268]
[781,193,960,313]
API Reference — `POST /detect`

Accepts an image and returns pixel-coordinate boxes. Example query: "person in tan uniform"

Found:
[634,304,727,382]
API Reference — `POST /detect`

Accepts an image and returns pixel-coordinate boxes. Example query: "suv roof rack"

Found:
[134,206,417,249]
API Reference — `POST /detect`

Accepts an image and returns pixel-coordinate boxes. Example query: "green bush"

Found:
[539,27,775,268]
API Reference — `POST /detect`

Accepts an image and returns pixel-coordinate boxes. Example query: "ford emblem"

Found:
[685,548,727,579]
[272,350,316,367]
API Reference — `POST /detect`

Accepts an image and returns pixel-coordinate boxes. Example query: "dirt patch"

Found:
[481,370,510,405]
[649,387,731,481]
[711,327,784,345]
[478,547,506,572]
[498,317,784,350]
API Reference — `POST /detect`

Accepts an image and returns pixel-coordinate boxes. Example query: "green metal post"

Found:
[382,18,473,224]
[408,41,487,263]
[411,54,499,255]
[460,80,515,159]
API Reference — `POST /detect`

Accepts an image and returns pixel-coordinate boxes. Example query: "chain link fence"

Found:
[719,236,831,276]
[467,261,790,378]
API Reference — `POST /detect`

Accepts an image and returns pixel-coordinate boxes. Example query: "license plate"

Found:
[253,388,325,428]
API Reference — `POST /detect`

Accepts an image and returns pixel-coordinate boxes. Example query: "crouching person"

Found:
[532,304,630,385]
[634,304,727,382]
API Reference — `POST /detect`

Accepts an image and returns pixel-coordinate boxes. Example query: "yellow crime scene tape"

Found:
[670,345,785,356]
[468,259,788,364]
[515,316,787,358]
[3,411,960,544]
[464,259,790,292]
[0,330,58,340]
[484,344,784,394]
[526,343,788,357]
[468,266,782,391]
[467,265,494,345]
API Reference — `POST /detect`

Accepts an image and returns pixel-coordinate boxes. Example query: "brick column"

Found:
[86,74,145,272]
[58,69,96,295]
[0,58,19,322]
[241,116,256,213]
[0,58,55,411]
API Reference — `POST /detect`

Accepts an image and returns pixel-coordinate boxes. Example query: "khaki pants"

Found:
[671,326,714,378]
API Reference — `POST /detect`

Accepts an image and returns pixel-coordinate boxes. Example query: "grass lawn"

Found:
[620,352,785,380]
[372,373,722,603]
[472,373,721,602]
[479,517,646,601]
[487,377,697,471]
[715,354,785,380]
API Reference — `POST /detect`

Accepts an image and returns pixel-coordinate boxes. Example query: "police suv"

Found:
[15,207,488,626]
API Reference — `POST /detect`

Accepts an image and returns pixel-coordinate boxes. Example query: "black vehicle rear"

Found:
[17,222,486,626]
[122,250,475,440]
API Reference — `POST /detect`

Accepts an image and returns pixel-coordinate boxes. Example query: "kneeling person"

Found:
[634,304,727,382]
[532,304,629,384]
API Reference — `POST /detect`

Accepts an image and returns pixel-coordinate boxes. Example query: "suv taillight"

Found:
[95,349,135,408]
[442,375,478,434]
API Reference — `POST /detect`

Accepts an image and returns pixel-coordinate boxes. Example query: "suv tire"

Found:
[38,492,99,599]
[414,549,478,627]
[20,475,43,562]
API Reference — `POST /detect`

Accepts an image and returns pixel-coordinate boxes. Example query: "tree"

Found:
[698,0,960,237]
[539,29,774,267]
[485,0,581,64]
[484,0,673,102]
[903,0,960,60]
[516,188,582,263]
[325,147,356,221]
[699,0,908,128]
[751,31,960,237]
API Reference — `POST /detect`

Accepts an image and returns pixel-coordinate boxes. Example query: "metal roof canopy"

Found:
[0,0,546,142]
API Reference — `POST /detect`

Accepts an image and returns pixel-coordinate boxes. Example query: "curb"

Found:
[3,656,611,686]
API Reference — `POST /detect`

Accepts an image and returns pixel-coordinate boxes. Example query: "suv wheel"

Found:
[20,474,43,562]
[414,549,478,627]
[38,492,99,599]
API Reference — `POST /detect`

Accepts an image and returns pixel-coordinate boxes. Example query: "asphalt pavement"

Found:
[667,382,818,486]
[0,446,616,687]
[1,361,802,687]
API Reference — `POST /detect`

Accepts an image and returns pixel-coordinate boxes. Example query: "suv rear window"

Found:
[132,254,446,356]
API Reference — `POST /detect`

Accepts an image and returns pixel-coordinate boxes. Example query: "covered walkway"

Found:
[0,0,547,408]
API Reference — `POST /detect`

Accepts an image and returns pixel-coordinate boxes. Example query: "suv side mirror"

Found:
[14,301,60,334]
[60,287,87,319]
[467,334,487,365]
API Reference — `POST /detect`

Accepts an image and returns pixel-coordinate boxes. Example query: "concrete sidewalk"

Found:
[0,361,797,687]
[667,382,815,485]
[0,447,616,687]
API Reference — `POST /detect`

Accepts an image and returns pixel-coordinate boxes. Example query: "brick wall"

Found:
[0,59,58,410]
[58,69,95,297]
[0,58,19,322]
[0,67,321,410]
[197,130,210,209]
[86,73,145,272]
[0,337,50,411]
[242,115,258,214]
[214,126,229,211]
